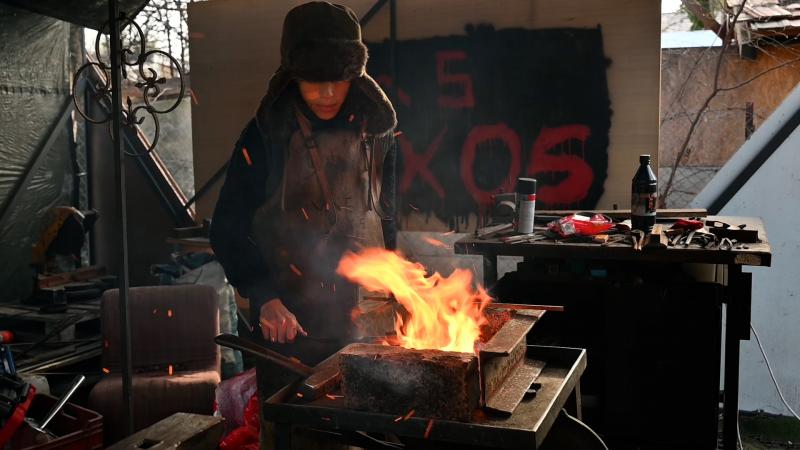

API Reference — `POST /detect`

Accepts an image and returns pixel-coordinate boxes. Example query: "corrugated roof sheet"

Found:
[749,18,800,28]
[726,0,800,37]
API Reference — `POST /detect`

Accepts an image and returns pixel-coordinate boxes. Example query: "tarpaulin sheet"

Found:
[0,0,149,30]
[0,4,76,301]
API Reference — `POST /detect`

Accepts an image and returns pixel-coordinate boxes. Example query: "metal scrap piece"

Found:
[484,359,546,415]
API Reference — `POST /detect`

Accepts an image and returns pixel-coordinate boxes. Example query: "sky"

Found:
[663,0,683,13]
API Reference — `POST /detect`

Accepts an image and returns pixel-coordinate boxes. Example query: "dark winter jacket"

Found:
[209,2,398,320]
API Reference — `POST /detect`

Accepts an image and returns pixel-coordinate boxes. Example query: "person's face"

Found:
[297,80,351,120]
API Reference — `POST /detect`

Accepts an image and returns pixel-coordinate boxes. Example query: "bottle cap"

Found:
[515,177,537,195]
[639,154,651,164]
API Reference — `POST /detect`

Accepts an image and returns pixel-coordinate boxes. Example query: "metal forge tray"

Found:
[264,345,587,449]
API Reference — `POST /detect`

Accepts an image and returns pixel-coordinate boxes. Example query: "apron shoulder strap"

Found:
[293,105,337,220]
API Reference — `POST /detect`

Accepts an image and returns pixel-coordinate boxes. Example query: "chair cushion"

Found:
[88,370,221,445]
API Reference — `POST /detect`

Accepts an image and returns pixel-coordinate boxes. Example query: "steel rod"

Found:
[38,375,86,429]
[362,296,564,312]
[108,0,134,436]
[359,0,390,27]
[389,0,397,103]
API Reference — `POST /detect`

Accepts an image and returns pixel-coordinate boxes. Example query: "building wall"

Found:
[716,129,800,415]
[659,45,800,206]
[691,80,800,416]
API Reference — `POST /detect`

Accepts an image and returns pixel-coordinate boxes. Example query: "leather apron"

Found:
[251,107,386,368]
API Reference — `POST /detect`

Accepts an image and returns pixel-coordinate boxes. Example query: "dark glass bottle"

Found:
[631,154,658,231]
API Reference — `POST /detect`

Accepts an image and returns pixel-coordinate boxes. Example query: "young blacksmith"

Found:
[210,0,397,410]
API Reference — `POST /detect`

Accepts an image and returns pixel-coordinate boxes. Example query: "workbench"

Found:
[454,215,770,449]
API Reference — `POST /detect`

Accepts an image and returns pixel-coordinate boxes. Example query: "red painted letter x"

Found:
[398,127,447,199]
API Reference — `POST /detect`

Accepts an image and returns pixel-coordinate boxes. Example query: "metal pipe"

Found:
[389,0,397,104]
[108,0,134,436]
[38,375,85,430]
[359,0,389,27]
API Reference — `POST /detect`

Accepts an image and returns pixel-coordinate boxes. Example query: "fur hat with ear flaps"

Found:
[255,1,397,139]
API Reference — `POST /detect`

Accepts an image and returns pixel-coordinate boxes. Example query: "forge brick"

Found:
[339,343,480,422]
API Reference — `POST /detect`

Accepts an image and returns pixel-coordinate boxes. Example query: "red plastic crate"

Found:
[9,393,103,450]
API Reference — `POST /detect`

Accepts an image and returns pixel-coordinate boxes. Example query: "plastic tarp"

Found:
[0,0,149,30]
[0,4,76,301]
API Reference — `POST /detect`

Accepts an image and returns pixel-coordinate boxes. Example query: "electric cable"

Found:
[561,409,610,450]
[737,417,743,450]
[750,324,800,422]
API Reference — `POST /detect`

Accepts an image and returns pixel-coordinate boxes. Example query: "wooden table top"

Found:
[454,216,771,267]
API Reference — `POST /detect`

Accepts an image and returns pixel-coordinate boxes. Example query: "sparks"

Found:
[289,264,303,276]
[424,420,434,438]
[241,147,253,166]
[301,207,309,221]
[168,365,174,375]
[423,237,451,249]
[102,368,110,374]
[167,309,173,318]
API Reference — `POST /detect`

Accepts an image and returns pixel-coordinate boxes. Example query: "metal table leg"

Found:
[274,422,292,450]
[483,254,498,291]
[723,265,752,449]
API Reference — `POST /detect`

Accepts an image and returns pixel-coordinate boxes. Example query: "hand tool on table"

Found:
[631,230,646,251]
[683,230,696,248]
[509,233,551,245]
[708,223,759,243]
[215,334,344,400]
[500,231,547,244]
[475,222,513,239]
[718,237,734,251]
[601,234,630,247]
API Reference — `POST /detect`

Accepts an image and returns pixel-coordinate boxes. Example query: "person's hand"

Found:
[259,298,307,343]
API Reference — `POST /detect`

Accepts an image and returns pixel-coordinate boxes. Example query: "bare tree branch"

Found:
[718,57,800,92]
[661,0,747,207]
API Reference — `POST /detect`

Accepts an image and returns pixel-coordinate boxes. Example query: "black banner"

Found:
[367,25,612,227]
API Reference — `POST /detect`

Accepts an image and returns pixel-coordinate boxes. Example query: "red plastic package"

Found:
[547,214,613,238]
[220,392,260,450]
[670,218,704,231]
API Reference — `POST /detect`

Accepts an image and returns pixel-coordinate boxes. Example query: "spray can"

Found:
[515,177,537,234]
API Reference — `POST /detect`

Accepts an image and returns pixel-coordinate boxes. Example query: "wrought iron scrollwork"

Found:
[72,13,185,157]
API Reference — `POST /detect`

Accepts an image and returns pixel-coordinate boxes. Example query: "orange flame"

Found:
[337,248,491,353]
